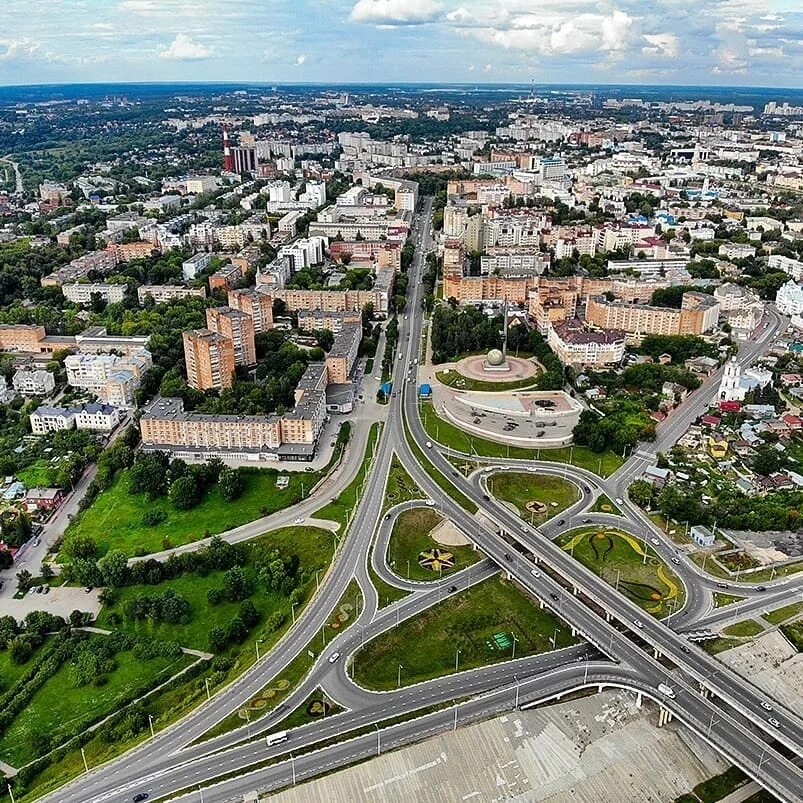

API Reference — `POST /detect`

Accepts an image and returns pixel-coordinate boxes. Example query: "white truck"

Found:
[657,683,676,699]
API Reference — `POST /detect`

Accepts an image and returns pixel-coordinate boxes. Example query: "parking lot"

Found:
[0,584,101,622]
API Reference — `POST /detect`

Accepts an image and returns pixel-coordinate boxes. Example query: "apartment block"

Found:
[138,285,207,304]
[183,329,235,390]
[297,310,361,333]
[548,319,626,367]
[0,324,47,353]
[62,283,127,305]
[65,350,152,408]
[585,292,719,338]
[12,368,55,396]
[208,262,244,291]
[206,307,256,367]
[227,288,274,333]
[325,323,361,384]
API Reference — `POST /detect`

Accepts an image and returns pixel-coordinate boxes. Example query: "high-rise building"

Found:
[227,288,275,334]
[206,307,256,367]
[183,329,235,390]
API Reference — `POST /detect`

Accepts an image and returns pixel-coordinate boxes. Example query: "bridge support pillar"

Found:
[605,611,611,622]
[699,683,709,698]
[573,586,578,596]
[653,648,661,659]
[506,572,512,580]
[539,599,544,610]
[571,627,577,637]
[657,707,674,727]
[635,692,642,709]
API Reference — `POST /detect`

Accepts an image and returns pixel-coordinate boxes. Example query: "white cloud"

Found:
[159,33,213,61]
[642,32,679,58]
[0,38,40,61]
[296,53,307,65]
[350,0,442,25]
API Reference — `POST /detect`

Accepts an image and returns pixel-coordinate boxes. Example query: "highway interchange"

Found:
[42,197,803,803]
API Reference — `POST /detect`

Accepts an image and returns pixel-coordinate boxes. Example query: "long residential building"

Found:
[585,292,720,338]
[138,285,207,304]
[63,283,127,305]
[297,310,362,333]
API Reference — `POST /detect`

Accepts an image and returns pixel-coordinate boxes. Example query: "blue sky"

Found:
[0,0,801,87]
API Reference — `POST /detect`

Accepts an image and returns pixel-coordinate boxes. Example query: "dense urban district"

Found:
[0,83,802,803]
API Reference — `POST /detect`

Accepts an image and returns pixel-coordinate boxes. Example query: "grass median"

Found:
[352,575,577,690]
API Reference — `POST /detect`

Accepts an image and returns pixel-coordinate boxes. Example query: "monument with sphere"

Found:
[483,299,511,373]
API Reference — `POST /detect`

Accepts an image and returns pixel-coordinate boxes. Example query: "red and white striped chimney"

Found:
[223,126,233,172]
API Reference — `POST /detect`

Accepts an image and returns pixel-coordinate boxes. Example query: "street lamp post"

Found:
[204,677,211,701]
[455,648,461,672]
[80,747,88,774]
[291,602,297,625]
[290,753,296,786]
[148,713,155,739]
[375,724,381,756]
[397,663,403,688]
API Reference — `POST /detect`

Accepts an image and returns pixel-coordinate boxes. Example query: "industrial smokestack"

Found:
[223,126,233,172]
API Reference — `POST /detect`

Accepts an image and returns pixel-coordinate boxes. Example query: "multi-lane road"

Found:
[38,196,803,803]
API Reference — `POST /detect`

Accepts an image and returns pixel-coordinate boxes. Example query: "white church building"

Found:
[718,357,773,402]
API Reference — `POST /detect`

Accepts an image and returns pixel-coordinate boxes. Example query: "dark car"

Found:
[133,794,149,803]
[557,519,565,526]
[504,553,513,562]
[447,585,457,593]
[549,593,559,602]
[756,585,766,591]
[482,494,490,500]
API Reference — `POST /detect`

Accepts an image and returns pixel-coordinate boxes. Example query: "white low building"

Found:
[62,283,127,305]
[30,406,75,434]
[718,357,773,402]
[776,279,803,317]
[12,368,55,396]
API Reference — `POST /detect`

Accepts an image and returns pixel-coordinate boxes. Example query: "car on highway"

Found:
[671,558,681,565]
[756,585,766,591]
[328,652,341,663]
[425,441,432,448]
[482,494,490,500]
[650,538,660,546]
[557,519,565,526]
[530,569,541,578]
[425,500,435,507]
[504,553,513,562]
[633,619,645,629]
[761,702,773,711]
[520,525,527,532]
[447,585,457,593]
[716,582,729,589]
[294,517,305,523]
[549,593,559,602]
[582,518,591,524]
[768,718,781,728]
[133,794,149,802]
[615,497,623,504]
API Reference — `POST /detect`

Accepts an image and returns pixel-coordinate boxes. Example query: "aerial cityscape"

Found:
[1,4,803,803]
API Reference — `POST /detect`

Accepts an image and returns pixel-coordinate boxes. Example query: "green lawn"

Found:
[315,423,380,528]
[0,639,190,767]
[702,637,740,655]
[16,460,60,488]
[353,576,577,690]
[96,527,335,652]
[435,370,539,393]
[419,401,622,477]
[386,507,480,582]
[782,620,803,651]
[61,467,330,559]
[713,592,745,607]
[557,527,684,618]
[488,472,578,525]
[199,579,362,741]
[692,766,749,803]
[383,455,422,511]
[590,494,622,516]
[722,620,764,638]
[763,601,803,626]
[0,639,51,694]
